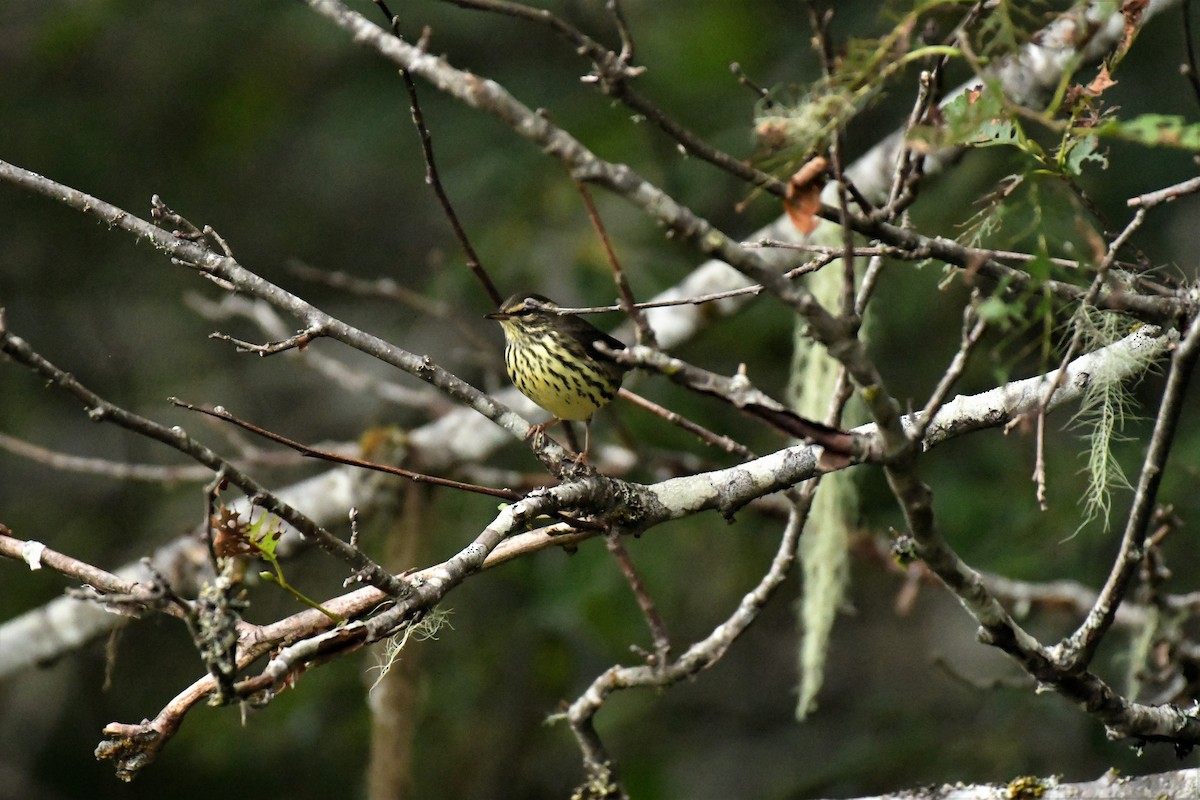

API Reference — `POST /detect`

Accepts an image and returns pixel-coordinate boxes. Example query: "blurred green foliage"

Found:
[2,1,1200,798]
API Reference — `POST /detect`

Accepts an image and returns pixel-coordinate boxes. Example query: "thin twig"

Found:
[1127,175,1200,208]
[0,524,190,620]
[373,0,501,306]
[912,300,988,443]
[1031,208,1148,507]
[881,68,936,218]
[1057,304,1200,671]
[606,535,670,665]
[617,388,755,460]
[0,311,409,599]
[186,291,452,410]
[1032,410,1049,512]
[602,343,861,460]
[805,3,860,321]
[753,240,1090,271]
[212,324,324,355]
[605,0,636,68]
[173,400,523,502]
[729,62,771,102]
[574,181,657,346]
[287,259,496,355]
[852,254,888,322]
[1182,0,1200,108]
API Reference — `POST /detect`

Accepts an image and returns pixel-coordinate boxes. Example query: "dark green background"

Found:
[2,2,1199,798]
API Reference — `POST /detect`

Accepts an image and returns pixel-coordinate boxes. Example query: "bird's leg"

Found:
[573,419,593,464]
[526,419,592,463]
[526,418,562,449]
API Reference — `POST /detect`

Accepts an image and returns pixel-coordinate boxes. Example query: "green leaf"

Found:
[246,513,283,560]
[1025,251,1053,282]
[977,296,1019,327]
[910,81,1024,151]
[1061,134,1108,176]
[1091,115,1200,150]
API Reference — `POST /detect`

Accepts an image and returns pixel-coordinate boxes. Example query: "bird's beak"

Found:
[485,310,510,321]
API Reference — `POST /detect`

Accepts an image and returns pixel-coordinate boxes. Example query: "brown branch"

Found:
[753,240,1098,273]
[0,525,189,621]
[603,343,862,461]
[372,0,501,306]
[574,180,657,347]
[616,388,755,460]
[172,400,605,532]
[174,400,521,502]
[564,497,810,792]
[0,311,408,600]
[606,535,670,666]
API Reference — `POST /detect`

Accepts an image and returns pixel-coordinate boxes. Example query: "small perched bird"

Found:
[487,293,628,460]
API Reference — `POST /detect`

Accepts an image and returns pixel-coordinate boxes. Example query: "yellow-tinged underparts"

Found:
[487,293,628,463]
[497,323,614,419]
[488,294,625,422]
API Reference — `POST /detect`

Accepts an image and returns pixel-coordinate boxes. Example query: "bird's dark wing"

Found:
[562,315,628,368]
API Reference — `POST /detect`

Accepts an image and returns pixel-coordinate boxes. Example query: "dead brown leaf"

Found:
[1083,64,1117,97]
[1117,0,1147,61]
[784,156,828,234]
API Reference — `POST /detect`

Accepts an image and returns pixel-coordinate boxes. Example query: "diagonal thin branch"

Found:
[0,319,1173,680]
[1057,297,1200,671]
[0,158,577,473]
[0,311,408,599]
[564,497,809,793]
